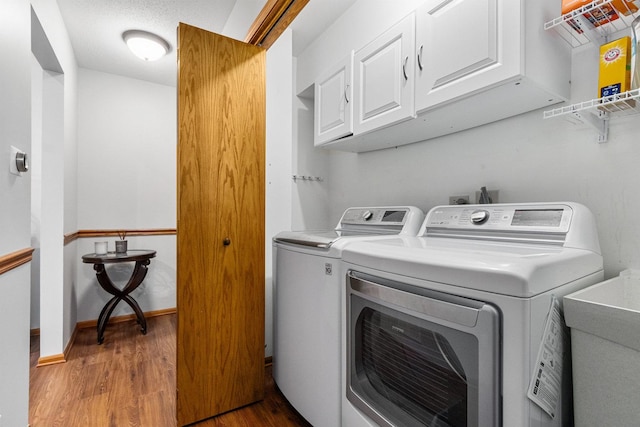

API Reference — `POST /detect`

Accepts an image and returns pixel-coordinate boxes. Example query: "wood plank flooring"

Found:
[29,314,311,427]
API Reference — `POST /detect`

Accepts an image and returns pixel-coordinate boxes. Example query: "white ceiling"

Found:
[56,0,357,87]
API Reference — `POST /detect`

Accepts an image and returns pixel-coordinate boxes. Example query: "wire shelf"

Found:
[544,89,640,119]
[543,89,640,142]
[544,89,640,118]
[545,0,639,47]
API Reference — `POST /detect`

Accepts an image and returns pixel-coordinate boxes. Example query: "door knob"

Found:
[223,238,231,246]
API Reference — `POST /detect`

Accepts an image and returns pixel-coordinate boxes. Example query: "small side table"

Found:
[82,249,156,344]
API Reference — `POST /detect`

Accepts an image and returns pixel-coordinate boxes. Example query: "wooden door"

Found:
[314,51,353,146]
[353,13,415,135]
[176,23,265,426]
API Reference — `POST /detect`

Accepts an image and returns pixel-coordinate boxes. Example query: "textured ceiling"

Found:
[56,0,241,86]
[56,0,358,87]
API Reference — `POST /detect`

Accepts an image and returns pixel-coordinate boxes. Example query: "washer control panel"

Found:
[341,208,408,226]
[470,209,490,224]
[336,206,425,236]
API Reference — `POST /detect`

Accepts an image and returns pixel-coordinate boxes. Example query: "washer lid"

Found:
[273,228,410,249]
[273,230,341,248]
[273,206,425,249]
[342,236,603,297]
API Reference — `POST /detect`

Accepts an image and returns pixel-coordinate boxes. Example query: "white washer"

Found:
[273,206,424,427]
[341,202,603,427]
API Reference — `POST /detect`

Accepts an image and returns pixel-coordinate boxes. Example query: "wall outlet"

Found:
[449,195,470,205]
[475,190,499,204]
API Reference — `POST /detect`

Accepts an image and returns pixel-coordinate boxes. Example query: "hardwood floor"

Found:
[29,314,312,427]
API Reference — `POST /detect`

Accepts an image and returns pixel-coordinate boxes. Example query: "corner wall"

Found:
[265,29,294,357]
[0,1,33,424]
[31,0,79,359]
[75,68,176,322]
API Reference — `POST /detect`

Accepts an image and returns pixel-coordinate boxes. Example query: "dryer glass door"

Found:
[347,272,501,427]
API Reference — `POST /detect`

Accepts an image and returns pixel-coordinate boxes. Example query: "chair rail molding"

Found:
[0,247,35,275]
[64,228,177,245]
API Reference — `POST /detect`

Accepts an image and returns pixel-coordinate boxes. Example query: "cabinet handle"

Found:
[223,238,231,246]
[417,45,424,71]
[402,56,409,81]
[344,84,350,103]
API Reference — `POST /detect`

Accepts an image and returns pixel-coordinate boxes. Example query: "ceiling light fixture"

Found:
[122,30,170,61]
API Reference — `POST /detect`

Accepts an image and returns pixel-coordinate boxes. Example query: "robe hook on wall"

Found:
[292,175,323,182]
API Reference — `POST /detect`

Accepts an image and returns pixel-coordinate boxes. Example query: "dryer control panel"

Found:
[427,206,571,232]
[421,202,600,253]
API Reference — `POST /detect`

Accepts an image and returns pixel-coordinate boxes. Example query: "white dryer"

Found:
[341,202,603,427]
[273,206,424,427]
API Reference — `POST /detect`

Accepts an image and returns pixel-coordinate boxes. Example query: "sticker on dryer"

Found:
[527,295,566,418]
[325,263,332,275]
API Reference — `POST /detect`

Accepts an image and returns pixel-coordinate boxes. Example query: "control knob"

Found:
[470,209,489,225]
[362,210,373,221]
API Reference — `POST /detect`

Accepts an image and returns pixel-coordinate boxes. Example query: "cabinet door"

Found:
[415,0,517,113]
[314,52,353,146]
[353,13,415,136]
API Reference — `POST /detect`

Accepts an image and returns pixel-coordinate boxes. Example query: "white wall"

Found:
[266,29,294,357]
[298,0,640,280]
[31,55,43,330]
[1,6,31,254]
[0,0,32,424]
[0,266,31,426]
[31,0,79,359]
[76,69,176,230]
[38,70,67,356]
[291,89,332,230]
[222,0,264,41]
[75,68,177,322]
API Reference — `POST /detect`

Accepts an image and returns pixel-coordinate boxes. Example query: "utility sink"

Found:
[564,269,640,352]
[563,269,640,427]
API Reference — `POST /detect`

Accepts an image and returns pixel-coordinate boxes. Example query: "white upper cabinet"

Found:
[415,0,517,113]
[314,52,354,146]
[309,1,570,152]
[353,13,415,135]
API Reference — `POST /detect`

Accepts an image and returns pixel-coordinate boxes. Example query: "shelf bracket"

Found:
[572,14,607,45]
[571,109,609,143]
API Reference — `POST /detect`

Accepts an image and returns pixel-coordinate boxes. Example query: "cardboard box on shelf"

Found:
[562,0,590,14]
[611,0,639,16]
[598,36,632,98]
[565,0,640,15]
[562,0,620,33]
